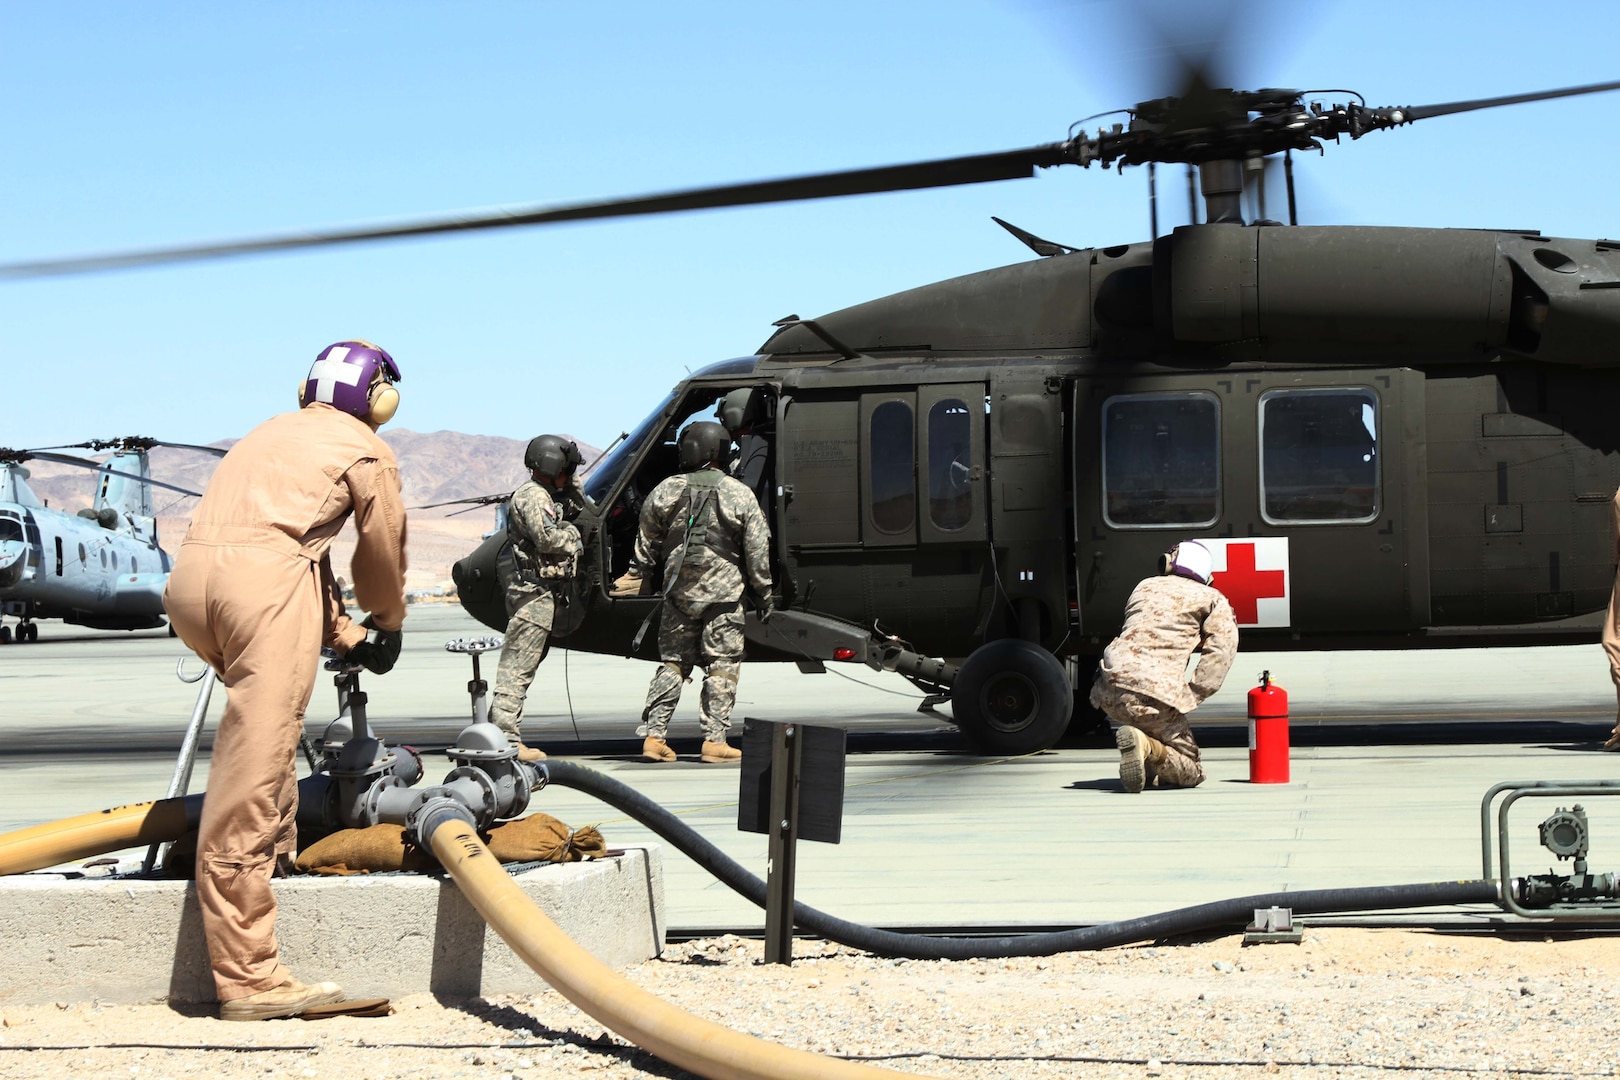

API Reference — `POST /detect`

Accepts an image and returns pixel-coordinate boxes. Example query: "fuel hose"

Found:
[425,811,945,1080]
[540,759,1502,959]
[0,794,201,877]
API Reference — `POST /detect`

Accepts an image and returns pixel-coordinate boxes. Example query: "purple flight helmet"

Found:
[301,341,402,421]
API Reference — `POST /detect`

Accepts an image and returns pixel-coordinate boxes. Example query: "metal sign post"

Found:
[738,717,846,966]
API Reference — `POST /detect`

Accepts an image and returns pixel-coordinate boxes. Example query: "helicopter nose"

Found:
[0,546,22,588]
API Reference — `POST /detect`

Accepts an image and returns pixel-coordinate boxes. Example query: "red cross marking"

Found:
[1211,542,1286,624]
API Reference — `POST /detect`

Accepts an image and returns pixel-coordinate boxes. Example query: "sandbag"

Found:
[293,815,607,875]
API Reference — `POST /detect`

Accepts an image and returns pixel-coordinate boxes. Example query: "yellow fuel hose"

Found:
[0,797,194,876]
[428,816,943,1080]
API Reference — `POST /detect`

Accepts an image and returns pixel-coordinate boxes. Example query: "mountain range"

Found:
[20,429,602,593]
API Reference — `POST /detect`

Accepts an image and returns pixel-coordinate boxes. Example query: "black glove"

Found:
[346,620,402,675]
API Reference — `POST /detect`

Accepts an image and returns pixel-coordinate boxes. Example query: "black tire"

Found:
[0,625,10,645]
[950,639,1073,755]
[23,623,37,642]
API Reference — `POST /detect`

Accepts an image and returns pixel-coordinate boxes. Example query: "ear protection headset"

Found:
[366,377,400,425]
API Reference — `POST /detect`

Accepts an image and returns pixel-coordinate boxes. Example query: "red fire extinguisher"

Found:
[1247,670,1289,784]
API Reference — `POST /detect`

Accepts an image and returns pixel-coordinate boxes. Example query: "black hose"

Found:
[541,759,1502,960]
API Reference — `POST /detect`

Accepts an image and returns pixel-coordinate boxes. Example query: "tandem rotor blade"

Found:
[0,144,1072,280]
[25,451,204,497]
[43,437,230,458]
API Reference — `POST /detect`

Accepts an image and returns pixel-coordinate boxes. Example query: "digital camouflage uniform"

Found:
[490,478,582,739]
[635,468,772,742]
[1089,573,1238,787]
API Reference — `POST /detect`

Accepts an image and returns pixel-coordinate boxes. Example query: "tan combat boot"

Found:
[1115,725,1148,793]
[507,736,546,762]
[642,736,677,762]
[1141,733,1170,786]
[219,975,343,1022]
[700,739,742,764]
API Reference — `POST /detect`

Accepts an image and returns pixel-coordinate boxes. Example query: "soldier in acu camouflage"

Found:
[1089,540,1238,792]
[631,420,773,764]
[490,435,585,762]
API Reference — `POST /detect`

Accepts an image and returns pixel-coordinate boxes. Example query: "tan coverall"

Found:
[162,403,407,1003]
[1602,488,1620,748]
[1089,574,1238,787]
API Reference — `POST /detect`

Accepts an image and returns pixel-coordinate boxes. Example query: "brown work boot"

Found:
[1116,725,1148,793]
[641,736,677,763]
[219,975,343,1022]
[514,743,547,762]
[700,739,742,763]
[1605,729,1620,752]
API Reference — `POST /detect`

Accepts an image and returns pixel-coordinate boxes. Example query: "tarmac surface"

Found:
[3,603,1618,933]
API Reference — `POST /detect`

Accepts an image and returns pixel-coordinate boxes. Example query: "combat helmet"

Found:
[524,435,583,483]
[677,421,731,472]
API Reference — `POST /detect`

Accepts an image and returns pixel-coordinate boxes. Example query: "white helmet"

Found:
[1161,540,1214,585]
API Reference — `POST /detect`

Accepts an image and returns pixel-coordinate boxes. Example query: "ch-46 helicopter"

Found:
[8,57,1620,751]
[0,438,220,642]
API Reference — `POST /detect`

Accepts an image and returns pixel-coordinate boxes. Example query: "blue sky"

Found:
[4,1,1618,453]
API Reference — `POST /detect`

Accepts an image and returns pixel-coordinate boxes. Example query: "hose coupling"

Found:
[407,794,480,848]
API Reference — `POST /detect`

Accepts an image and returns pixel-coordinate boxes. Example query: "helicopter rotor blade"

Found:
[21,451,204,498]
[1393,78,1620,124]
[40,436,229,457]
[410,492,512,510]
[0,145,1072,280]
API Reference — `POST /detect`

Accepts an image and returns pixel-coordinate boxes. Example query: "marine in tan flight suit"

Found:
[163,341,408,1021]
[1601,488,1620,751]
[1089,540,1238,792]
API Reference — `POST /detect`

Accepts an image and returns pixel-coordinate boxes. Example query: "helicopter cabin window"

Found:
[78,542,87,566]
[927,399,975,531]
[55,537,64,577]
[1259,388,1380,525]
[1101,392,1220,528]
[869,400,915,534]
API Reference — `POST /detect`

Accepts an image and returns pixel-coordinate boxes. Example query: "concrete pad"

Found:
[0,844,664,1006]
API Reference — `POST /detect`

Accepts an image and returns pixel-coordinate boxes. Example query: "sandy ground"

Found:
[0,927,1616,1079]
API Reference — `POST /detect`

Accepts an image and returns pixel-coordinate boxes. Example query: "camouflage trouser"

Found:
[1088,679,1206,788]
[642,600,744,743]
[490,594,553,738]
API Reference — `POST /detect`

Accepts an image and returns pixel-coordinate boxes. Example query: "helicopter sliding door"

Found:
[1073,368,1429,645]
[777,383,988,656]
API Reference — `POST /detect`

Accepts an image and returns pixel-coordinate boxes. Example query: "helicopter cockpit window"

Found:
[927,399,975,531]
[869,400,915,534]
[0,515,21,545]
[1259,388,1380,525]
[585,388,678,505]
[1102,392,1220,528]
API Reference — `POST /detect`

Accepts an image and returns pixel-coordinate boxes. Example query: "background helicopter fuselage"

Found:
[462,221,1620,702]
[0,452,178,639]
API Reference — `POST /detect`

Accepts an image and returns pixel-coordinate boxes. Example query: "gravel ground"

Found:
[0,927,1616,1079]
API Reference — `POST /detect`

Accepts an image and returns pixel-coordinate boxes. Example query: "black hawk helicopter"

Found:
[7,55,1620,752]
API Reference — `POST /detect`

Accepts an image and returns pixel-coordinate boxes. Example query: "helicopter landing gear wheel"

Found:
[0,625,10,645]
[22,622,38,642]
[950,639,1072,756]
